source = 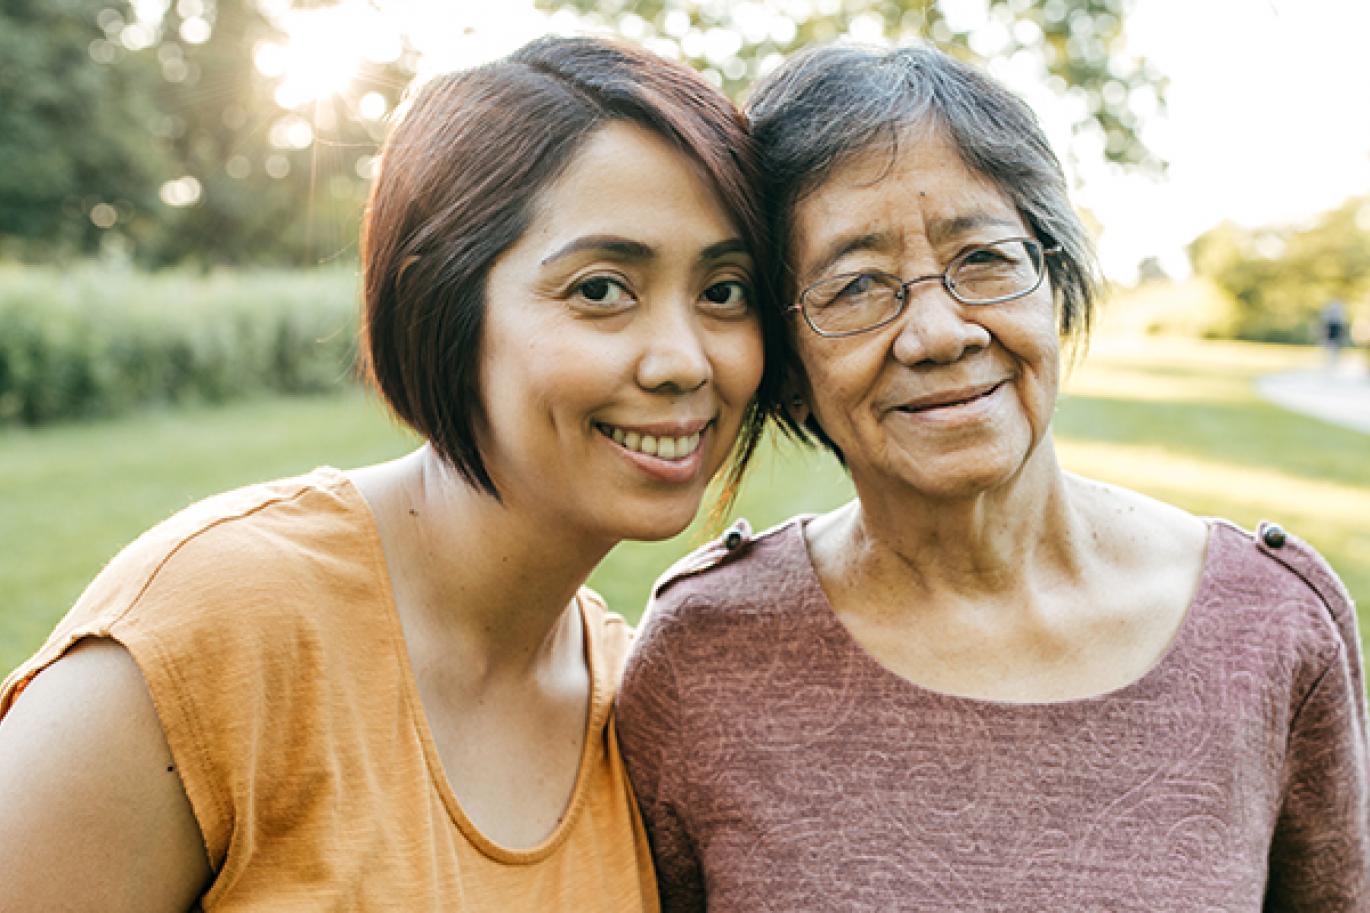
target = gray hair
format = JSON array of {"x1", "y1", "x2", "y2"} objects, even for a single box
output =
[{"x1": 747, "y1": 44, "x2": 1100, "y2": 345}]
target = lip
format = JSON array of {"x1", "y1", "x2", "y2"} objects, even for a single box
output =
[
  {"x1": 594, "y1": 418, "x2": 714, "y2": 484},
  {"x1": 595, "y1": 417, "x2": 713, "y2": 437},
  {"x1": 888, "y1": 379, "x2": 1007, "y2": 414}
]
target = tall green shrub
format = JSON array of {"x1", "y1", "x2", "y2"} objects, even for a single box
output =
[{"x1": 0, "y1": 264, "x2": 359, "y2": 425}]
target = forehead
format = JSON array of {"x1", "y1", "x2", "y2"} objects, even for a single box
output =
[
  {"x1": 790, "y1": 127, "x2": 1023, "y2": 272},
  {"x1": 523, "y1": 122, "x2": 738, "y2": 249}
]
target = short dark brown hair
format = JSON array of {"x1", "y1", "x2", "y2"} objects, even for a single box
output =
[{"x1": 361, "y1": 36, "x2": 781, "y2": 502}]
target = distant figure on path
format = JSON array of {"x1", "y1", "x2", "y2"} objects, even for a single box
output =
[{"x1": 1321, "y1": 297, "x2": 1350, "y2": 368}]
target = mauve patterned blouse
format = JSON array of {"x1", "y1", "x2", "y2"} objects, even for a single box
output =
[{"x1": 616, "y1": 518, "x2": 1370, "y2": 912}]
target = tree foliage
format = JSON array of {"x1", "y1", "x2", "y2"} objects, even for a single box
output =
[
  {"x1": 537, "y1": 0, "x2": 1166, "y2": 169},
  {"x1": 136, "y1": 0, "x2": 408, "y2": 266},
  {"x1": 3, "y1": 0, "x2": 1163, "y2": 267},
  {"x1": 1188, "y1": 199, "x2": 1370, "y2": 342},
  {"x1": 0, "y1": 0, "x2": 407, "y2": 267},
  {"x1": 0, "y1": 0, "x2": 174, "y2": 259}
]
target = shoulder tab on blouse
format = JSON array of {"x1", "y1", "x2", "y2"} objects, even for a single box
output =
[
  {"x1": 651, "y1": 518, "x2": 756, "y2": 600},
  {"x1": 1252, "y1": 520, "x2": 1357, "y2": 624},
  {"x1": 1251, "y1": 519, "x2": 1367, "y2": 727}
]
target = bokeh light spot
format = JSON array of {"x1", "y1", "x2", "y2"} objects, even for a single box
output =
[
  {"x1": 265, "y1": 155, "x2": 291, "y2": 179},
  {"x1": 159, "y1": 176, "x2": 202, "y2": 208},
  {"x1": 88, "y1": 39, "x2": 118, "y2": 64},
  {"x1": 90, "y1": 204, "x2": 118, "y2": 229},
  {"x1": 359, "y1": 92, "x2": 388, "y2": 121},
  {"x1": 354, "y1": 155, "x2": 379, "y2": 180},
  {"x1": 180, "y1": 17, "x2": 211, "y2": 44}
]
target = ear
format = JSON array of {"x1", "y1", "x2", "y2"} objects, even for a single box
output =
[{"x1": 781, "y1": 372, "x2": 811, "y2": 425}]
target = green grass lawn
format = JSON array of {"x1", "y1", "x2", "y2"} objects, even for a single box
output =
[
  {"x1": 1053, "y1": 336, "x2": 1370, "y2": 620},
  {"x1": 2, "y1": 336, "x2": 1366, "y2": 675}
]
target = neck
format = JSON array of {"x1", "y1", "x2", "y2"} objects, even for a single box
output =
[
  {"x1": 355, "y1": 446, "x2": 614, "y2": 676},
  {"x1": 836, "y1": 437, "x2": 1088, "y2": 601}
]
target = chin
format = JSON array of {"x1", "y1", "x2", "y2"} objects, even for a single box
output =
[
  {"x1": 919, "y1": 473, "x2": 1015, "y2": 501},
  {"x1": 606, "y1": 501, "x2": 701, "y2": 544},
  {"x1": 615, "y1": 520, "x2": 694, "y2": 544},
  {"x1": 923, "y1": 430, "x2": 1041, "y2": 495},
  {"x1": 889, "y1": 452, "x2": 1028, "y2": 501}
]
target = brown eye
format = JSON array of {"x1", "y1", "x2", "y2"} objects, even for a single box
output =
[
  {"x1": 961, "y1": 246, "x2": 1012, "y2": 266},
  {"x1": 574, "y1": 276, "x2": 631, "y2": 309},
  {"x1": 837, "y1": 273, "x2": 880, "y2": 299},
  {"x1": 702, "y1": 280, "x2": 749, "y2": 313}
]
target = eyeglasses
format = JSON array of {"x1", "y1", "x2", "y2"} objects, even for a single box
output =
[{"x1": 792, "y1": 237, "x2": 1059, "y2": 338}]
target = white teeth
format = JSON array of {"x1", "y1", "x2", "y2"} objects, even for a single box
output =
[{"x1": 598, "y1": 424, "x2": 706, "y2": 461}]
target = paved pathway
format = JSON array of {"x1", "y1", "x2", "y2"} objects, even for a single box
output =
[{"x1": 1255, "y1": 360, "x2": 1370, "y2": 434}]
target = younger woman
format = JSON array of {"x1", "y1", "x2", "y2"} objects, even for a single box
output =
[{"x1": 0, "y1": 36, "x2": 780, "y2": 911}]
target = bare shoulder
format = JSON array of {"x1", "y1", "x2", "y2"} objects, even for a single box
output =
[
  {"x1": 1066, "y1": 473, "x2": 1213, "y2": 642},
  {"x1": 0, "y1": 639, "x2": 210, "y2": 911},
  {"x1": 1067, "y1": 473, "x2": 1210, "y2": 574}
]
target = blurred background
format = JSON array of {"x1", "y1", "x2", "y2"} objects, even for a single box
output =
[{"x1": 2, "y1": 0, "x2": 1367, "y2": 674}]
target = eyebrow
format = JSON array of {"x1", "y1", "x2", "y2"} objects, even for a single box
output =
[
  {"x1": 540, "y1": 236, "x2": 653, "y2": 266},
  {"x1": 699, "y1": 238, "x2": 749, "y2": 262},
  {"x1": 803, "y1": 231, "x2": 896, "y2": 284},
  {"x1": 540, "y1": 235, "x2": 750, "y2": 267},
  {"x1": 926, "y1": 213, "x2": 1023, "y2": 246},
  {"x1": 801, "y1": 213, "x2": 1024, "y2": 283}
]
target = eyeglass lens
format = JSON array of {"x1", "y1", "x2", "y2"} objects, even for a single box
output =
[
  {"x1": 949, "y1": 240, "x2": 1043, "y2": 302},
  {"x1": 802, "y1": 239, "x2": 1044, "y2": 336}
]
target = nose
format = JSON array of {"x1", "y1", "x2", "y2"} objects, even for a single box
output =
[
  {"x1": 635, "y1": 304, "x2": 711, "y2": 395},
  {"x1": 890, "y1": 284, "x2": 990, "y2": 365}
]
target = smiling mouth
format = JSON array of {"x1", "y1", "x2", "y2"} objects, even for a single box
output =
[
  {"x1": 894, "y1": 381, "x2": 1005, "y2": 413},
  {"x1": 594, "y1": 422, "x2": 707, "y2": 461}
]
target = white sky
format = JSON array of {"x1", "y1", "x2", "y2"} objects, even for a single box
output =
[
  {"x1": 277, "y1": 0, "x2": 1370, "y2": 283},
  {"x1": 1073, "y1": 0, "x2": 1370, "y2": 281}
]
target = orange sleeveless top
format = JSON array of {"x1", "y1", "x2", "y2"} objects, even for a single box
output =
[{"x1": 0, "y1": 469, "x2": 658, "y2": 911}]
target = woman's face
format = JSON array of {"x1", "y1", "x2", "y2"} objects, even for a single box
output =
[
  {"x1": 477, "y1": 122, "x2": 763, "y2": 545},
  {"x1": 789, "y1": 127, "x2": 1060, "y2": 502}
]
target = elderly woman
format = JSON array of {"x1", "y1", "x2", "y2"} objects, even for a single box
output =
[
  {"x1": 0, "y1": 37, "x2": 780, "y2": 910},
  {"x1": 617, "y1": 45, "x2": 1368, "y2": 911}
]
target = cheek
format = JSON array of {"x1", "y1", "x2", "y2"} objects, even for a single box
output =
[
  {"x1": 712, "y1": 319, "x2": 766, "y2": 402},
  {"x1": 992, "y1": 294, "x2": 1058, "y2": 363},
  {"x1": 996, "y1": 308, "x2": 1061, "y2": 430},
  {"x1": 529, "y1": 336, "x2": 624, "y2": 410},
  {"x1": 480, "y1": 321, "x2": 613, "y2": 430},
  {"x1": 796, "y1": 340, "x2": 874, "y2": 424}
]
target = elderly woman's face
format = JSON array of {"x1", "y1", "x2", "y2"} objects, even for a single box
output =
[{"x1": 789, "y1": 128, "x2": 1060, "y2": 501}]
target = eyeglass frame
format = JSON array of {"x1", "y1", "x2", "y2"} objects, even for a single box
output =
[{"x1": 789, "y1": 236, "x2": 1061, "y2": 338}]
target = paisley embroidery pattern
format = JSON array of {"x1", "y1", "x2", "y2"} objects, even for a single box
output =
[{"x1": 617, "y1": 519, "x2": 1369, "y2": 912}]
